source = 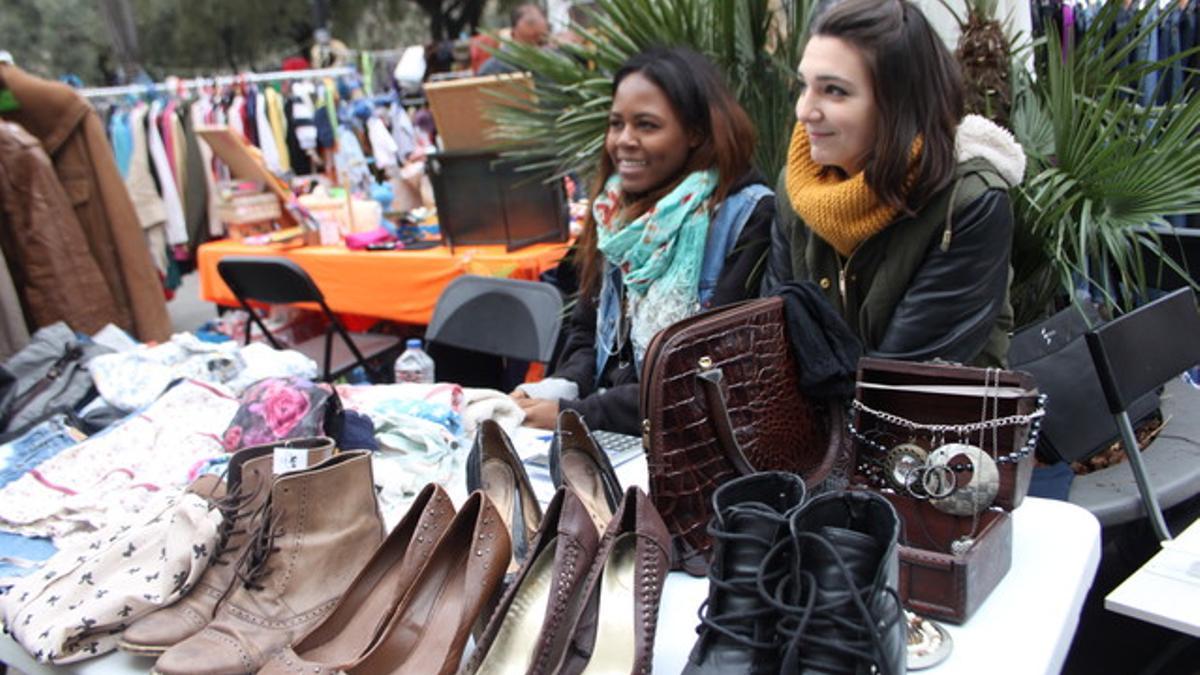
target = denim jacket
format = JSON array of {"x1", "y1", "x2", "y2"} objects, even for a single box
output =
[{"x1": 593, "y1": 183, "x2": 773, "y2": 379}]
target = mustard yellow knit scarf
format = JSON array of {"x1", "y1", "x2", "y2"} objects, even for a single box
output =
[{"x1": 784, "y1": 122, "x2": 918, "y2": 258}]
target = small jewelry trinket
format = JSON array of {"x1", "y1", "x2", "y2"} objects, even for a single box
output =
[{"x1": 906, "y1": 610, "x2": 953, "y2": 670}]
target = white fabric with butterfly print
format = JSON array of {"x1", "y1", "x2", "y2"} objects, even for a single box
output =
[{"x1": 0, "y1": 484, "x2": 221, "y2": 664}]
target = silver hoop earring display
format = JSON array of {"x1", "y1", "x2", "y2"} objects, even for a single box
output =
[{"x1": 927, "y1": 443, "x2": 999, "y2": 516}]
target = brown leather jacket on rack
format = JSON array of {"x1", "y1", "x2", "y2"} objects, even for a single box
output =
[
  {"x1": 0, "y1": 63, "x2": 170, "y2": 343},
  {"x1": 0, "y1": 120, "x2": 122, "y2": 337}
]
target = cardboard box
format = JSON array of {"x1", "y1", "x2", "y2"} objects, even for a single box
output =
[{"x1": 423, "y1": 73, "x2": 533, "y2": 151}]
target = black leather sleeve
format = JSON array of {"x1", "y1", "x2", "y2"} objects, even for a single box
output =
[
  {"x1": 549, "y1": 293, "x2": 600, "y2": 397},
  {"x1": 873, "y1": 189, "x2": 1013, "y2": 364},
  {"x1": 559, "y1": 382, "x2": 640, "y2": 436}
]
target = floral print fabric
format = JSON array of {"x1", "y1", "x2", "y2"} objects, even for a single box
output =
[
  {"x1": 592, "y1": 169, "x2": 718, "y2": 364},
  {"x1": 221, "y1": 377, "x2": 337, "y2": 451}
]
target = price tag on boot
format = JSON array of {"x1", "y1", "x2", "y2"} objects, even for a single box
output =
[{"x1": 273, "y1": 447, "x2": 312, "y2": 475}]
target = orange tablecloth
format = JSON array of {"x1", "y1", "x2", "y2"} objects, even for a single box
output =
[{"x1": 197, "y1": 239, "x2": 571, "y2": 325}]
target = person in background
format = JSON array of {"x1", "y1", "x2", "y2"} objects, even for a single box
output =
[
  {"x1": 310, "y1": 28, "x2": 352, "y2": 68},
  {"x1": 513, "y1": 46, "x2": 775, "y2": 435},
  {"x1": 477, "y1": 4, "x2": 550, "y2": 76},
  {"x1": 762, "y1": 0, "x2": 1025, "y2": 367}
]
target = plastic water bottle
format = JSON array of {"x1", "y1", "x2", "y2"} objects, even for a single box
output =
[{"x1": 394, "y1": 338, "x2": 436, "y2": 384}]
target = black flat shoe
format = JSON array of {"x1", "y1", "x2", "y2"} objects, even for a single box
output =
[
  {"x1": 549, "y1": 409, "x2": 623, "y2": 531},
  {"x1": 466, "y1": 419, "x2": 544, "y2": 572}
]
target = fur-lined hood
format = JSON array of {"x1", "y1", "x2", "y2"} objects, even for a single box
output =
[{"x1": 955, "y1": 114, "x2": 1026, "y2": 186}]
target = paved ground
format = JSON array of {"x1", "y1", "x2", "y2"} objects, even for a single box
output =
[{"x1": 167, "y1": 272, "x2": 217, "y2": 334}]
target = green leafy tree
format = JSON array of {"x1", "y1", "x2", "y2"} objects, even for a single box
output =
[{"x1": 0, "y1": 0, "x2": 114, "y2": 83}]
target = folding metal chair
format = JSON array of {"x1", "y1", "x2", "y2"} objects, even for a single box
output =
[
  {"x1": 424, "y1": 274, "x2": 563, "y2": 389},
  {"x1": 1085, "y1": 287, "x2": 1200, "y2": 542},
  {"x1": 217, "y1": 256, "x2": 401, "y2": 382}
]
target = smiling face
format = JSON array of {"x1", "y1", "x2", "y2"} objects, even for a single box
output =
[
  {"x1": 605, "y1": 72, "x2": 694, "y2": 196},
  {"x1": 795, "y1": 35, "x2": 878, "y2": 176}
]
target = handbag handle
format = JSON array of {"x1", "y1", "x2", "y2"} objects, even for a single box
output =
[{"x1": 696, "y1": 368, "x2": 756, "y2": 476}]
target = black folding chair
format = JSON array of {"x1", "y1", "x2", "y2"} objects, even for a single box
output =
[
  {"x1": 1085, "y1": 287, "x2": 1200, "y2": 542},
  {"x1": 217, "y1": 256, "x2": 402, "y2": 382},
  {"x1": 424, "y1": 274, "x2": 563, "y2": 389}
]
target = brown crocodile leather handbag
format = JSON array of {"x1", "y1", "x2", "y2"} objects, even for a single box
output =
[{"x1": 640, "y1": 296, "x2": 846, "y2": 576}]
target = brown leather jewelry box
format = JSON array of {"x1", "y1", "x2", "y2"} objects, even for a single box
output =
[{"x1": 850, "y1": 357, "x2": 1040, "y2": 624}]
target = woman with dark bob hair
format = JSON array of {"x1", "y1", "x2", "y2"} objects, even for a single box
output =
[
  {"x1": 514, "y1": 45, "x2": 774, "y2": 433},
  {"x1": 764, "y1": 0, "x2": 1026, "y2": 366}
]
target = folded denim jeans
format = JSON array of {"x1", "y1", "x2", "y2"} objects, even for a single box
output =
[{"x1": 0, "y1": 413, "x2": 83, "y2": 490}]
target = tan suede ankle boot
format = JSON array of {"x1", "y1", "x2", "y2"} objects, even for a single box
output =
[
  {"x1": 119, "y1": 441, "x2": 282, "y2": 655},
  {"x1": 153, "y1": 449, "x2": 384, "y2": 675}
]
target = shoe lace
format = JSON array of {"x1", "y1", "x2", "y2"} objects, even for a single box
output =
[
  {"x1": 207, "y1": 481, "x2": 263, "y2": 569},
  {"x1": 695, "y1": 504, "x2": 792, "y2": 652},
  {"x1": 761, "y1": 531, "x2": 904, "y2": 675},
  {"x1": 234, "y1": 501, "x2": 285, "y2": 592}
]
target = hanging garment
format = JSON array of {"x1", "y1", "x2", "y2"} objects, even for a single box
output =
[
  {"x1": 0, "y1": 482, "x2": 223, "y2": 664},
  {"x1": 146, "y1": 100, "x2": 188, "y2": 246},
  {"x1": 366, "y1": 115, "x2": 400, "y2": 169},
  {"x1": 228, "y1": 94, "x2": 247, "y2": 141},
  {"x1": 0, "y1": 121, "x2": 122, "y2": 336},
  {"x1": 265, "y1": 87, "x2": 291, "y2": 173},
  {"x1": 0, "y1": 244, "x2": 30, "y2": 359},
  {"x1": 180, "y1": 108, "x2": 210, "y2": 255},
  {"x1": 335, "y1": 125, "x2": 372, "y2": 193},
  {"x1": 0, "y1": 64, "x2": 170, "y2": 343},
  {"x1": 189, "y1": 100, "x2": 223, "y2": 238},
  {"x1": 243, "y1": 88, "x2": 259, "y2": 146},
  {"x1": 160, "y1": 100, "x2": 180, "y2": 188},
  {"x1": 254, "y1": 90, "x2": 282, "y2": 173},
  {"x1": 123, "y1": 104, "x2": 167, "y2": 231},
  {"x1": 390, "y1": 103, "x2": 417, "y2": 162},
  {"x1": 108, "y1": 111, "x2": 132, "y2": 180},
  {"x1": 284, "y1": 97, "x2": 313, "y2": 175},
  {"x1": 169, "y1": 105, "x2": 188, "y2": 199}
]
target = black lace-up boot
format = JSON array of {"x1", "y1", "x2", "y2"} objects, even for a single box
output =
[
  {"x1": 683, "y1": 472, "x2": 807, "y2": 674},
  {"x1": 777, "y1": 490, "x2": 906, "y2": 675}
]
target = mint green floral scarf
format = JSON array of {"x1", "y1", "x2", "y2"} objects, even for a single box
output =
[{"x1": 593, "y1": 169, "x2": 717, "y2": 360}]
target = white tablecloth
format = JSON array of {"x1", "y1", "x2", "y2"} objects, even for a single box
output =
[
  {"x1": 2, "y1": 447, "x2": 1102, "y2": 675},
  {"x1": 1106, "y1": 516, "x2": 1200, "y2": 637}
]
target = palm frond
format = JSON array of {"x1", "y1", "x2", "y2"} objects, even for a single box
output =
[
  {"x1": 480, "y1": 0, "x2": 817, "y2": 186},
  {"x1": 1011, "y1": 6, "x2": 1200, "y2": 322}
]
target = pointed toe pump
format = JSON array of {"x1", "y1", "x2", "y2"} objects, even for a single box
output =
[
  {"x1": 464, "y1": 487, "x2": 601, "y2": 675},
  {"x1": 466, "y1": 420, "x2": 544, "y2": 572},
  {"x1": 258, "y1": 483, "x2": 456, "y2": 674},
  {"x1": 549, "y1": 410, "x2": 622, "y2": 531},
  {"x1": 347, "y1": 491, "x2": 512, "y2": 675}
]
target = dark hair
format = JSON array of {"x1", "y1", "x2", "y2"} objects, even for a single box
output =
[
  {"x1": 577, "y1": 45, "x2": 757, "y2": 298},
  {"x1": 810, "y1": 0, "x2": 963, "y2": 212},
  {"x1": 511, "y1": 3, "x2": 545, "y2": 28}
]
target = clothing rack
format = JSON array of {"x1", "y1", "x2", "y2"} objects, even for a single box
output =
[{"x1": 77, "y1": 66, "x2": 356, "y2": 100}]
